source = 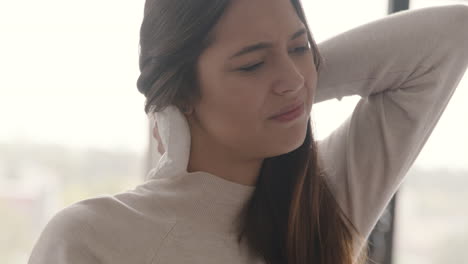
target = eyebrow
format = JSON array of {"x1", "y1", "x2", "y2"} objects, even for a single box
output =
[{"x1": 228, "y1": 27, "x2": 307, "y2": 60}]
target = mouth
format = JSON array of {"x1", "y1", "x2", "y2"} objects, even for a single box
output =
[
  {"x1": 269, "y1": 100, "x2": 304, "y2": 119},
  {"x1": 269, "y1": 102, "x2": 305, "y2": 122}
]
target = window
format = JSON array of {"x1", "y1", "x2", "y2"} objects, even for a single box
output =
[
  {"x1": 394, "y1": 2, "x2": 468, "y2": 264},
  {"x1": 0, "y1": 1, "x2": 146, "y2": 263}
]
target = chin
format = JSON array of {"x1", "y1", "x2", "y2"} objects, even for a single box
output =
[{"x1": 268, "y1": 130, "x2": 308, "y2": 157}]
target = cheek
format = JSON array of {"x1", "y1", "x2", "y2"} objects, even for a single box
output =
[
  {"x1": 202, "y1": 95, "x2": 267, "y2": 154},
  {"x1": 210, "y1": 73, "x2": 266, "y2": 116},
  {"x1": 200, "y1": 103, "x2": 265, "y2": 156},
  {"x1": 300, "y1": 62, "x2": 318, "y2": 110},
  {"x1": 305, "y1": 75, "x2": 317, "y2": 103},
  {"x1": 195, "y1": 56, "x2": 269, "y2": 148},
  {"x1": 197, "y1": 78, "x2": 263, "y2": 132}
]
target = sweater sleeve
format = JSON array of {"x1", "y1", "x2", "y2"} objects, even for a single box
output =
[
  {"x1": 28, "y1": 204, "x2": 100, "y2": 264},
  {"x1": 314, "y1": 4, "x2": 468, "y2": 247}
]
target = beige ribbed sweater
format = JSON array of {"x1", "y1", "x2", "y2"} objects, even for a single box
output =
[{"x1": 28, "y1": 5, "x2": 468, "y2": 264}]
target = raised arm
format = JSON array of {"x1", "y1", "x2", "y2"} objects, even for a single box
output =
[{"x1": 313, "y1": 4, "x2": 468, "y2": 251}]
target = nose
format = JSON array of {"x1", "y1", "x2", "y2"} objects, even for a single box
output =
[{"x1": 271, "y1": 54, "x2": 304, "y2": 95}]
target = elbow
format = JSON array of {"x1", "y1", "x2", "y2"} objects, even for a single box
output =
[
  {"x1": 456, "y1": 5, "x2": 468, "y2": 59},
  {"x1": 440, "y1": 5, "x2": 468, "y2": 57},
  {"x1": 461, "y1": 5, "x2": 468, "y2": 38},
  {"x1": 458, "y1": 4, "x2": 468, "y2": 17},
  {"x1": 451, "y1": 5, "x2": 468, "y2": 41}
]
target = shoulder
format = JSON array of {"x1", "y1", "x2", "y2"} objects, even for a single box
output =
[
  {"x1": 29, "y1": 190, "x2": 178, "y2": 263},
  {"x1": 54, "y1": 190, "x2": 178, "y2": 240},
  {"x1": 38, "y1": 198, "x2": 98, "y2": 240},
  {"x1": 28, "y1": 199, "x2": 101, "y2": 263}
]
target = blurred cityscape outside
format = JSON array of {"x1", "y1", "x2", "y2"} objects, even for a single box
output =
[{"x1": 0, "y1": 142, "x2": 144, "y2": 264}]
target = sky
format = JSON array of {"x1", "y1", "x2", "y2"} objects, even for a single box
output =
[{"x1": 0, "y1": 0, "x2": 467, "y2": 169}]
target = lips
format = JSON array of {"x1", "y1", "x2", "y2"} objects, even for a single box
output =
[{"x1": 269, "y1": 100, "x2": 304, "y2": 119}]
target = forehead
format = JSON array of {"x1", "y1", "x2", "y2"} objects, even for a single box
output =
[{"x1": 210, "y1": 0, "x2": 305, "y2": 46}]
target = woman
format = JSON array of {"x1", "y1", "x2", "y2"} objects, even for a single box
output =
[{"x1": 28, "y1": 1, "x2": 468, "y2": 263}]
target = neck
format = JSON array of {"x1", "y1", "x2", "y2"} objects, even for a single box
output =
[
  {"x1": 187, "y1": 146, "x2": 263, "y2": 187},
  {"x1": 186, "y1": 125, "x2": 263, "y2": 187}
]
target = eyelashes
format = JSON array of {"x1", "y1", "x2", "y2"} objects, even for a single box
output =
[
  {"x1": 238, "y1": 62, "x2": 264, "y2": 72},
  {"x1": 237, "y1": 45, "x2": 311, "y2": 73}
]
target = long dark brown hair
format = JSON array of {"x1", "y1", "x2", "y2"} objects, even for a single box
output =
[{"x1": 137, "y1": 0, "x2": 369, "y2": 263}]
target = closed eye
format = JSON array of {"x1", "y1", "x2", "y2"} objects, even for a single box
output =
[
  {"x1": 237, "y1": 45, "x2": 310, "y2": 73},
  {"x1": 290, "y1": 45, "x2": 310, "y2": 54},
  {"x1": 238, "y1": 62, "x2": 264, "y2": 72}
]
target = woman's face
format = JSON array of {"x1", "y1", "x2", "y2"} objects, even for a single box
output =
[{"x1": 186, "y1": 0, "x2": 317, "y2": 160}]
